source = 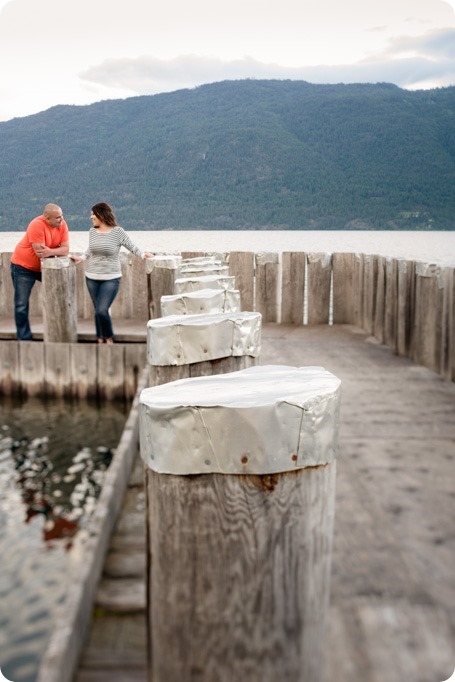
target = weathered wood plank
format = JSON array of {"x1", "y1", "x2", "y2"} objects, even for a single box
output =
[
  {"x1": 44, "y1": 342, "x2": 72, "y2": 397},
  {"x1": 0, "y1": 252, "x2": 14, "y2": 318},
  {"x1": 95, "y1": 578, "x2": 146, "y2": 612},
  {"x1": 0, "y1": 340, "x2": 20, "y2": 394},
  {"x1": 18, "y1": 341, "x2": 45, "y2": 396},
  {"x1": 148, "y1": 264, "x2": 178, "y2": 320},
  {"x1": 124, "y1": 344, "x2": 147, "y2": 400},
  {"x1": 77, "y1": 613, "x2": 146, "y2": 672},
  {"x1": 147, "y1": 463, "x2": 336, "y2": 682},
  {"x1": 384, "y1": 257, "x2": 398, "y2": 351},
  {"x1": 188, "y1": 355, "x2": 256, "y2": 378},
  {"x1": 111, "y1": 252, "x2": 133, "y2": 320},
  {"x1": 255, "y1": 252, "x2": 279, "y2": 322},
  {"x1": 332, "y1": 252, "x2": 356, "y2": 325},
  {"x1": 412, "y1": 263, "x2": 444, "y2": 373},
  {"x1": 362, "y1": 254, "x2": 377, "y2": 334},
  {"x1": 228, "y1": 251, "x2": 255, "y2": 312},
  {"x1": 97, "y1": 344, "x2": 125, "y2": 400},
  {"x1": 281, "y1": 252, "x2": 305, "y2": 324},
  {"x1": 373, "y1": 255, "x2": 386, "y2": 343},
  {"x1": 353, "y1": 252, "x2": 364, "y2": 328},
  {"x1": 104, "y1": 550, "x2": 145, "y2": 579},
  {"x1": 131, "y1": 257, "x2": 149, "y2": 321},
  {"x1": 440, "y1": 266, "x2": 454, "y2": 381},
  {"x1": 148, "y1": 364, "x2": 190, "y2": 387},
  {"x1": 396, "y1": 259, "x2": 415, "y2": 357},
  {"x1": 70, "y1": 343, "x2": 98, "y2": 399},
  {"x1": 41, "y1": 259, "x2": 78, "y2": 342},
  {"x1": 307, "y1": 252, "x2": 332, "y2": 325}
]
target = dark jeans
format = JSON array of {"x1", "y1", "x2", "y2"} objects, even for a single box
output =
[
  {"x1": 10, "y1": 262, "x2": 42, "y2": 340},
  {"x1": 85, "y1": 277, "x2": 120, "y2": 340}
]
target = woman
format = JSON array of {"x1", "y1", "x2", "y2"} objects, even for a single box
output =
[{"x1": 71, "y1": 203, "x2": 153, "y2": 343}]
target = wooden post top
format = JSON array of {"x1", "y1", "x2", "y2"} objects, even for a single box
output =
[
  {"x1": 41, "y1": 256, "x2": 73, "y2": 269},
  {"x1": 139, "y1": 364, "x2": 341, "y2": 475}
]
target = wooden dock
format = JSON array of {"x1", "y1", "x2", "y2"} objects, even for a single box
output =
[{"x1": 74, "y1": 323, "x2": 455, "y2": 682}]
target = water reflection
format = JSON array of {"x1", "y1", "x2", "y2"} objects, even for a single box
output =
[{"x1": 0, "y1": 395, "x2": 128, "y2": 682}]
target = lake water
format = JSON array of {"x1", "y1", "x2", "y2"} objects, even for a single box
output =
[
  {"x1": 2, "y1": 230, "x2": 455, "y2": 266},
  {"x1": 0, "y1": 397, "x2": 128, "y2": 682}
]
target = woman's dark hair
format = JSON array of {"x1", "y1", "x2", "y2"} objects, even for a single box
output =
[{"x1": 91, "y1": 202, "x2": 117, "y2": 227}]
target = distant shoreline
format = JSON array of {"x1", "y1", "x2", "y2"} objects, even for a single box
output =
[{"x1": 2, "y1": 230, "x2": 455, "y2": 266}]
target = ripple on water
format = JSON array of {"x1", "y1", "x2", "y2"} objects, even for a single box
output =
[{"x1": 0, "y1": 395, "x2": 128, "y2": 682}]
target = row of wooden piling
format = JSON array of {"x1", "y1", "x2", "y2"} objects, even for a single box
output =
[
  {"x1": 141, "y1": 255, "x2": 339, "y2": 682},
  {"x1": 1, "y1": 250, "x2": 453, "y2": 382}
]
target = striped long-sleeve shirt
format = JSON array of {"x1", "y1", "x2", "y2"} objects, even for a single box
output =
[{"x1": 84, "y1": 227, "x2": 144, "y2": 280}]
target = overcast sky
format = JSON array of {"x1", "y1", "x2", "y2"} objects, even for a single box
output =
[{"x1": 0, "y1": 0, "x2": 454, "y2": 121}]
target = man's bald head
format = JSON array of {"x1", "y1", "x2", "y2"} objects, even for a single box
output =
[{"x1": 43, "y1": 204, "x2": 64, "y2": 227}]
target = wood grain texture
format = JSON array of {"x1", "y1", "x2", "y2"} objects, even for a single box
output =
[
  {"x1": 147, "y1": 464, "x2": 336, "y2": 682},
  {"x1": 44, "y1": 342, "x2": 72, "y2": 397},
  {"x1": 412, "y1": 266, "x2": 444, "y2": 373},
  {"x1": 362, "y1": 254, "x2": 377, "y2": 334},
  {"x1": 373, "y1": 255, "x2": 385, "y2": 343},
  {"x1": 332, "y1": 252, "x2": 356, "y2": 325},
  {"x1": 148, "y1": 267, "x2": 177, "y2": 319},
  {"x1": 281, "y1": 252, "x2": 305, "y2": 324},
  {"x1": 228, "y1": 251, "x2": 255, "y2": 312},
  {"x1": 0, "y1": 340, "x2": 20, "y2": 394},
  {"x1": 396, "y1": 259, "x2": 415, "y2": 357},
  {"x1": 307, "y1": 253, "x2": 332, "y2": 325},
  {"x1": 255, "y1": 255, "x2": 279, "y2": 322},
  {"x1": 42, "y1": 264, "x2": 78, "y2": 342},
  {"x1": 384, "y1": 258, "x2": 398, "y2": 351}
]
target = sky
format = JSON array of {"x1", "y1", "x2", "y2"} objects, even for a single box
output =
[{"x1": 0, "y1": 0, "x2": 454, "y2": 121}]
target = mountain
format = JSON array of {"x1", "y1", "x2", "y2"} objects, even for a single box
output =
[{"x1": 0, "y1": 80, "x2": 454, "y2": 231}]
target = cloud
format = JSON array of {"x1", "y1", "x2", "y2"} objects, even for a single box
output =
[
  {"x1": 79, "y1": 28, "x2": 455, "y2": 94},
  {"x1": 379, "y1": 27, "x2": 455, "y2": 58}
]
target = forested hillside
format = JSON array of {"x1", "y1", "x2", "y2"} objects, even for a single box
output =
[{"x1": 0, "y1": 80, "x2": 454, "y2": 231}]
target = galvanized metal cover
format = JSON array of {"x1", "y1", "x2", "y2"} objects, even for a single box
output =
[
  {"x1": 140, "y1": 364, "x2": 341, "y2": 475},
  {"x1": 147, "y1": 311, "x2": 261, "y2": 366}
]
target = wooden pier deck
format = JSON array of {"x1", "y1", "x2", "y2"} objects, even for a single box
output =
[{"x1": 72, "y1": 323, "x2": 454, "y2": 682}]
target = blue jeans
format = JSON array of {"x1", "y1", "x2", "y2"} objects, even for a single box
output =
[
  {"x1": 85, "y1": 277, "x2": 120, "y2": 340},
  {"x1": 10, "y1": 263, "x2": 42, "y2": 340}
]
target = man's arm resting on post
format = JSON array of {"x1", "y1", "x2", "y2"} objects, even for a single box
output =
[{"x1": 32, "y1": 241, "x2": 70, "y2": 259}]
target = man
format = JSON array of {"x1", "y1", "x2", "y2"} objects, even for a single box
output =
[{"x1": 10, "y1": 203, "x2": 69, "y2": 340}]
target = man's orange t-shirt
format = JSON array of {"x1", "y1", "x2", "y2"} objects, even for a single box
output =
[{"x1": 11, "y1": 216, "x2": 69, "y2": 272}]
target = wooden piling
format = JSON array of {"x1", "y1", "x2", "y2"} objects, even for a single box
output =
[
  {"x1": 41, "y1": 257, "x2": 78, "y2": 343},
  {"x1": 374, "y1": 255, "x2": 386, "y2": 343},
  {"x1": 307, "y1": 252, "x2": 332, "y2": 325},
  {"x1": 255, "y1": 252, "x2": 279, "y2": 322},
  {"x1": 412, "y1": 263, "x2": 444, "y2": 373},
  {"x1": 396, "y1": 259, "x2": 415, "y2": 357},
  {"x1": 281, "y1": 252, "x2": 305, "y2": 324},
  {"x1": 228, "y1": 251, "x2": 255, "y2": 312},
  {"x1": 332, "y1": 252, "x2": 356, "y2": 324},
  {"x1": 362, "y1": 254, "x2": 378, "y2": 334},
  {"x1": 140, "y1": 365, "x2": 340, "y2": 682},
  {"x1": 0, "y1": 252, "x2": 15, "y2": 318},
  {"x1": 146, "y1": 256, "x2": 181, "y2": 319},
  {"x1": 384, "y1": 257, "x2": 398, "y2": 351}
]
